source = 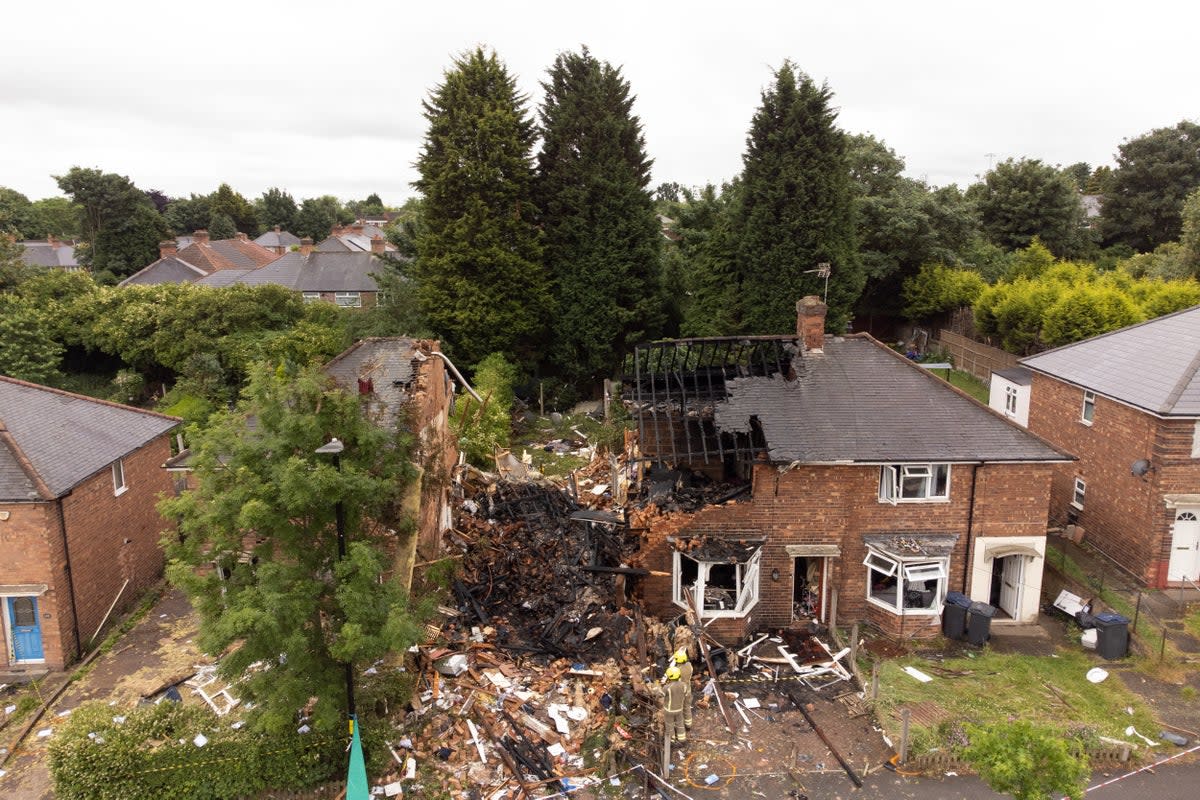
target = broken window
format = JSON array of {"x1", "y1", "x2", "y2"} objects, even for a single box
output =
[
  {"x1": 673, "y1": 547, "x2": 761, "y2": 619},
  {"x1": 878, "y1": 464, "x2": 950, "y2": 503},
  {"x1": 864, "y1": 549, "x2": 947, "y2": 613}
]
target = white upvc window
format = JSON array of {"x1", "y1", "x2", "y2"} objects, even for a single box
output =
[
  {"x1": 1081, "y1": 390, "x2": 1095, "y2": 424},
  {"x1": 1072, "y1": 477, "x2": 1086, "y2": 509},
  {"x1": 879, "y1": 464, "x2": 951, "y2": 504},
  {"x1": 112, "y1": 459, "x2": 127, "y2": 496},
  {"x1": 673, "y1": 548, "x2": 761, "y2": 619},
  {"x1": 1004, "y1": 385, "x2": 1018, "y2": 415},
  {"x1": 335, "y1": 291, "x2": 362, "y2": 308},
  {"x1": 301, "y1": 292, "x2": 321, "y2": 303},
  {"x1": 864, "y1": 548, "x2": 947, "y2": 614}
]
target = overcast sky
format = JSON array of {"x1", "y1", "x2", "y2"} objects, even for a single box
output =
[{"x1": 2, "y1": 1, "x2": 1195, "y2": 205}]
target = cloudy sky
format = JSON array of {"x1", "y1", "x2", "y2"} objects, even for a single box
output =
[{"x1": 2, "y1": 1, "x2": 1194, "y2": 205}]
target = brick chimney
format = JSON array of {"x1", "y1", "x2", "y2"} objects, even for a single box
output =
[
  {"x1": 299, "y1": 237, "x2": 313, "y2": 256},
  {"x1": 235, "y1": 232, "x2": 248, "y2": 242},
  {"x1": 159, "y1": 239, "x2": 178, "y2": 259},
  {"x1": 273, "y1": 224, "x2": 282, "y2": 233},
  {"x1": 47, "y1": 233, "x2": 58, "y2": 248},
  {"x1": 351, "y1": 222, "x2": 364, "y2": 235},
  {"x1": 193, "y1": 229, "x2": 210, "y2": 245},
  {"x1": 796, "y1": 295, "x2": 827, "y2": 353},
  {"x1": 370, "y1": 234, "x2": 386, "y2": 254}
]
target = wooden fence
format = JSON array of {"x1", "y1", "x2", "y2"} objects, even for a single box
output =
[{"x1": 935, "y1": 330, "x2": 1019, "y2": 382}]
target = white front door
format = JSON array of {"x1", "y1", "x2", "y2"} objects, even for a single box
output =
[
  {"x1": 998, "y1": 556, "x2": 1023, "y2": 618},
  {"x1": 1167, "y1": 509, "x2": 1200, "y2": 583}
]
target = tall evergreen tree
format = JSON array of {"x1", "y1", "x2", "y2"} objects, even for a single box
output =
[
  {"x1": 1102, "y1": 120, "x2": 1200, "y2": 252},
  {"x1": 56, "y1": 167, "x2": 169, "y2": 277},
  {"x1": 536, "y1": 47, "x2": 662, "y2": 389},
  {"x1": 718, "y1": 63, "x2": 860, "y2": 333},
  {"x1": 256, "y1": 187, "x2": 299, "y2": 231},
  {"x1": 414, "y1": 48, "x2": 548, "y2": 370}
]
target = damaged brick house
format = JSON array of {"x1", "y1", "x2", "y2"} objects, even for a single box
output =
[
  {"x1": 0, "y1": 377, "x2": 179, "y2": 671},
  {"x1": 1012, "y1": 305, "x2": 1200, "y2": 588},
  {"x1": 628, "y1": 297, "x2": 1071, "y2": 640},
  {"x1": 322, "y1": 338, "x2": 459, "y2": 580}
]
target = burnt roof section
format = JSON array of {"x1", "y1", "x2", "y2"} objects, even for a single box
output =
[
  {"x1": 1020, "y1": 304, "x2": 1200, "y2": 416},
  {"x1": 0, "y1": 375, "x2": 179, "y2": 500}
]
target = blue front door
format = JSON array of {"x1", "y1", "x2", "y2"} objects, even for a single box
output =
[{"x1": 7, "y1": 596, "x2": 44, "y2": 661}]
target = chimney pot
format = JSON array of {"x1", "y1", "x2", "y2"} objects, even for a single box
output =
[
  {"x1": 193, "y1": 229, "x2": 210, "y2": 244},
  {"x1": 159, "y1": 239, "x2": 178, "y2": 259},
  {"x1": 299, "y1": 237, "x2": 314, "y2": 256},
  {"x1": 796, "y1": 295, "x2": 828, "y2": 352},
  {"x1": 370, "y1": 234, "x2": 386, "y2": 254},
  {"x1": 274, "y1": 224, "x2": 281, "y2": 233}
]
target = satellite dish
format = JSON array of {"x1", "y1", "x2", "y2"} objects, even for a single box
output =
[{"x1": 1131, "y1": 459, "x2": 1152, "y2": 477}]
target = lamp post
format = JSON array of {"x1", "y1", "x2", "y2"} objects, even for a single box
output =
[{"x1": 315, "y1": 437, "x2": 355, "y2": 720}]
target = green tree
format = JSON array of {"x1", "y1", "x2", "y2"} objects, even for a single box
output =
[
  {"x1": 210, "y1": 183, "x2": 260, "y2": 235},
  {"x1": 1178, "y1": 185, "x2": 1200, "y2": 277},
  {"x1": 55, "y1": 167, "x2": 166, "y2": 276},
  {"x1": 1041, "y1": 283, "x2": 1141, "y2": 347},
  {"x1": 971, "y1": 158, "x2": 1086, "y2": 257},
  {"x1": 675, "y1": 181, "x2": 743, "y2": 336},
  {"x1": 29, "y1": 197, "x2": 81, "y2": 239},
  {"x1": 535, "y1": 47, "x2": 663, "y2": 389},
  {"x1": 963, "y1": 720, "x2": 1089, "y2": 800},
  {"x1": 728, "y1": 62, "x2": 861, "y2": 333},
  {"x1": 164, "y1": 194, "x2": 212, "y2": 235},
  {"x1": 0, "y1": 186, "x2": 36, "y2": 236},
  {"x1": 1103, "y1": 120, "x2": 1200, "y2": 252},
  {"x1": 256, "y1": 188, "x2": 299, "y2": 232},
  {"x1": 0, "y1": 295, "x2": 64, "y2": 383},
  {"x1": 383, "y1": 197, "x2": 424, "y2": 259},
  {"x1": 451, "y1": 352, "x2": 517, "y2": 467},
  {"x1": 0, "y1": 235, "x2": 33, "y2": 291},
  {"x1": 294, "y1": 196, "x2": 351, "y2": 241},
  {"x1": 901, "y1": 263, "x2": 986, "y2": 321},
  {"x1": 207, "y1": 210, "x2": 238, "y2": 241},
  {"x1": 414, "y1": 47, "x2": 549, "y2": 369},
  {"x1": 160, "y1": 363, "x2": 426, "y2": 734}
]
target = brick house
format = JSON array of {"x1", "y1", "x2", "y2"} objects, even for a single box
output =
[
  {"x1": 628, "y1": 297, "x2": 1070, "y2": 640},
  {"x1": 120, "y1": 229, "x2": 281, "y2": 287},
  {"x1": 0, "y1": 377, "x2": 179, "y2": 671},
  {"x1": 1016, "y1": 305, "x2": 1200, "y2": 588},
  {"x1": 322, "y1": 338, "x2": 459, "y2": 573}
]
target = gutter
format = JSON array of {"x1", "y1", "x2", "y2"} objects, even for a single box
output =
[
  {"x1": 55, "y1": 494, "x2": 83, "y2": 661},
  {"x1": 962, "y1": 465, "x2": 979, "y2": 594}
]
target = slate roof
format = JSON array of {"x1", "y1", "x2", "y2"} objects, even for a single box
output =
[
  {"x1": 993, "y1": 366, "x2": 1032, "y2": 386},
  {"x1": 253, "y1": 228, "x2": 301, "y2": 249},
  {"x1": 204, "y1": 251, "x2": 383, "y2": 292},
  {"x1": 120, "y1": 256, "x2": 208, "y2": 287},
  {"x1": 19, "y1": 241, "x2": 80, "y2": 269},
  {"x1": 712, "y1": 335, "x2": 1069, "y2": 464},
  {"x1": 1020, "y1": 305, "x2": 1200, "y2": 416},
  {"x1": 323, "y1": 338, "x2": 418, "y2": 426},
  {"x1": 0, "y1": 376, "x2": 179, "y2": 501}
]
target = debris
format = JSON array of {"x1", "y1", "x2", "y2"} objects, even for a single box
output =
[
  {"x1": 903, "y1": 666, "x2": 933, "y2": 683},
  {"x1": 1125, "y1": 726, "x2": 1157, "y2": 746},
  {"x1": 1086, "y1": 667, "x2": 1108, "y2": 683},
  {"x1": 383, "y1": 781, "x2": 403, "y2": 797},
  {"x1": 193, "y1": 733, "x2": 208, "y2": 748},
  {"x1": 1159, "y1": 731, "x2": 1189, "y2": 746},
  {"x1": 36, "y1": 729, "x2": 52, "y2": 739}
]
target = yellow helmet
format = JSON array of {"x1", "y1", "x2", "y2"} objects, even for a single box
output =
[
  {"x1": 664, "y1": 665, "x2": 682, "y2": 681},
  {"x1": 673, "y1": 649, "x2": 688, "y2": 664}
]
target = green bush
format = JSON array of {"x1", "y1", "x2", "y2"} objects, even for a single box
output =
[
  {"x1": 49, "y1": 701, "x2": 341, "y2": 800},
  {"x1": 452, "y1": 352, "x2": 519, "y2": 468},
  {"x1": 962, "y1": 720, "x2": 1090, "y2": 800}
]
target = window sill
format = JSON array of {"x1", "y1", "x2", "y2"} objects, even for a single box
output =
[
  {"x1": 866, "y1": 597, "x2": 940, "y2": 616},
  {"x1": 877, "y1": 498, "x2": 951, "y2": 505},
  {"x1": 113, "y1": 486, "x2": 129, "y2": 497},
  {"x1": 672, "y1": 599, "x2": 756, "y2": 619},
  {"x1": 1070, "y1": 502, "x2": 1083, "y2": 511},
  {"x1": 1079, "y1": 419, "x2": 1093, "y2": 427}
]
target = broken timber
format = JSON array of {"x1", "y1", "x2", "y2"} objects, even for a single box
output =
[
  {"x1": 684, "y1": 587, "x2": 738, "y2": 737},
  {"x1": 788, "y1": 691, "x2": 864, "y2": 788}
]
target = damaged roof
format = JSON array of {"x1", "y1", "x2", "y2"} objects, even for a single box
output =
[
  {"x1": 714, "y1": 335, "x2": 1068, "y2": 464},
  {"x1": 323, "y1": 337, "x2": 420, "y2": 426}
]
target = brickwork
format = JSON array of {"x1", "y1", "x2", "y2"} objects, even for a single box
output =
[
  {"x1": 635, "y1": 460, "x2": 1054, "y2": 640},
  {"x1": 407, "y1": 342, "x2": 458, "y2": 561},
  {"x1": 0, "y1": 434, "x2": 176, "y2": 670},
  {"x1": 1025, "y1": 372, "x2": 1194, "y2": 587}
]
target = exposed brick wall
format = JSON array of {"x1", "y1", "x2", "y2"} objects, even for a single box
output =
[
  {"x1": 0, "y1": 502, "x2": 68, "y2": 669},
  {"x1": 634, "y1": 460, "x2": 1053, "y2": 642},
  {"x1": 59, "y1": 434, "x2": 176, "y2": 655},
  {"x1": 1025, "y1": 372, "x2": 1187, "y2": 586}
]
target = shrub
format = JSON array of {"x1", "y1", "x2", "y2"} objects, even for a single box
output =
[{"x1": 962, "y1": 720, "x2": 1090, "y2": 800}]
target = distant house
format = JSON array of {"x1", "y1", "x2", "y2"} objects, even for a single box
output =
[
  {"x1": 1016, "y1": 306, "x2": 1200, "y2": 588},
  {"x1": 120, "y1": 229, "x2": 280, "y2": 287},
  {"x1": 18, "y1": 235, "x2": 81, "y2": 272},
  {"x1": 0, "y1": 376, "x2": 179, "y2": 671},
  {"x1": 629, "y1": 297, "x2": 1071, "y2": 640},
  {"x1": 195, "y1": 237, "x2": 390, "y2": 307},
  {"x1": 323, "y1": 338, "x2": 458, "y2": 564},
  {"x1": 254, "y1": 225, "x2": 301, "y2": 255},
  {"x1": 317, "y1": 223, "x2": 397, "y2": 253}
]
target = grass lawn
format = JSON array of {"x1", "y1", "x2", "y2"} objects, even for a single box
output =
[
  {"x1": 871, "y1": 648, "x2": 1157, "y2": 756},
  {"x1": 946, "y1": 369, "x2": 990, "y2": 403}
]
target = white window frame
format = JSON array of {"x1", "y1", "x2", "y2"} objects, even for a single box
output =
[
  {"x1": 1081, "y1": 390, "x2": 1095, "y2": 425},
  {"x1": 879, "y1": 463, "x2": 951, "y2": 504},
  {"x1": 672, "y1": 548, "x2": 761, "y2": 619},
  {"x1": 335, "y1": 291, "x2": 362, "y2": 308},
  {"x1": 112, "y1": 459, "x2": 127, "y2": 496},
  {"x1": 1004, "y1": 385, "x2": 1018, "y2": 415},
  {"x1": 301, "y1": 291, "x2": 322, "y2": 303},
  {"x1": 1072, "y1": 477, "x2": 1086, "y2": 510},
  {"x1": 863, "y1": 548, "x2": 947, "y2": 615}
]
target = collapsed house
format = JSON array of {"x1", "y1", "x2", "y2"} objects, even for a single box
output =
[{"x1": 625, "y1": 297, "x2": 1073, "y2": 640}]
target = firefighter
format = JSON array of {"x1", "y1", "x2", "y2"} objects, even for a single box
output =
[
  {"x1": 659, "y1": 665, "x2": 688, "y2": 743},
  {"x1": 673, "y1": 649, "x2": 693, "y2": 728}
]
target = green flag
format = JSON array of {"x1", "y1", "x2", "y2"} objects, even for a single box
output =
[{"x1": 347, "y1": 715, "x2": 369, "y2": 800}]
